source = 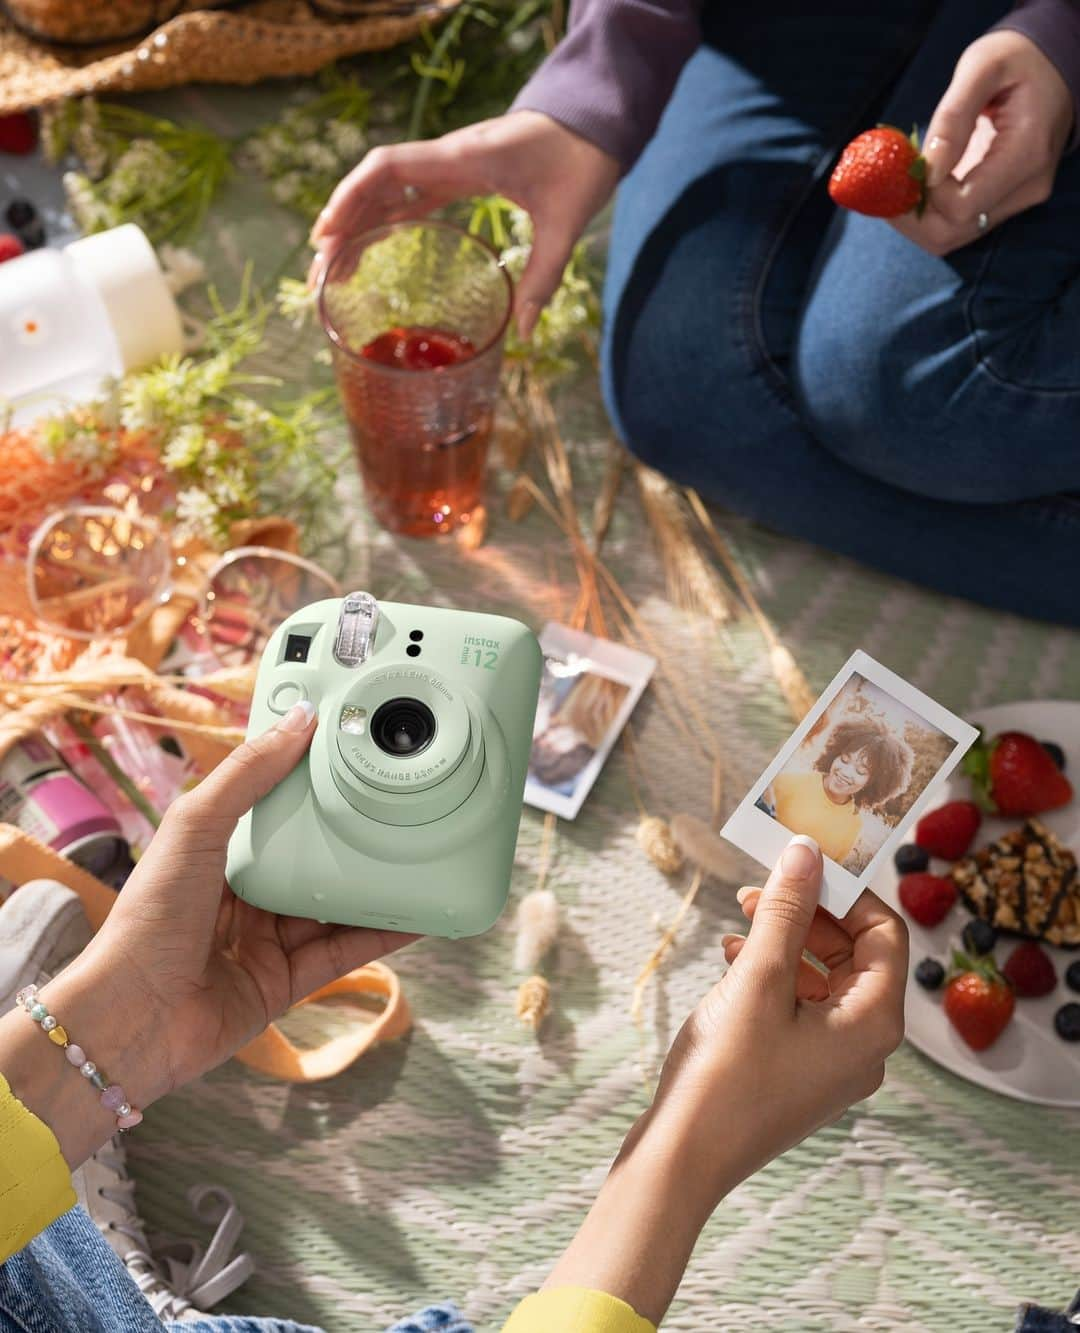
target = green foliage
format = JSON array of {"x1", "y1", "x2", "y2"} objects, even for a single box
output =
[
  {"x1": 465, "y1": 196, "x2": 601, "y2": 378},
  {"x1": 43, "y1": 99, "x2": 231, "y2": 243},
  {"x1": 33, "y1": 275, "x2": 344, "y2": 554},
  {"x1": 243, "y1": 66, "x2": 372, "y2": 219}
]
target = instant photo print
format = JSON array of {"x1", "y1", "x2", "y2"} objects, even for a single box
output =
[
  {"x1": 525, "y1": 623, "x2": 655, "y2": 820},
  {"x1": 721, "y1": 650, "x2": 979, "y2": 918}
]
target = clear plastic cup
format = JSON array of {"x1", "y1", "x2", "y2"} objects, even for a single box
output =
[{"x1": 319, "y1": 221, "x2": 513, "y2": 538}]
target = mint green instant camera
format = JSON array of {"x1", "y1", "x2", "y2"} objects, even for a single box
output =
[{"x1": 226, "y1": 592, "x2": 542, "y2": 938}]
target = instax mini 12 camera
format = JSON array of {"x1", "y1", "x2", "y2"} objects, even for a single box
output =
[{"x1": 226, "y1": 592, "x2": 543, "y2": 938}]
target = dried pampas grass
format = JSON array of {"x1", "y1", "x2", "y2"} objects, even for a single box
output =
[
  {"x1": 669, "y1": 814, "x2": 743, "y2": 882},
  {"x1": 516, "y1": 975, "x2": 551, "y2": 1031},
  {"x1": 685, "y1": 488, "x2": 815, "y2": 723},
  {"x1": 636, "y1": 815, "x2": 683, "y2": 876},
  {"x1": 636, "y1": 466, "x2": 733, "y2": 624},
  {"x1": 513, "y1": 888, "x2": 560, "y2": 973}
]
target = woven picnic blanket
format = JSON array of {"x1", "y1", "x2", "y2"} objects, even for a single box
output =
[{"x1": 13, "y1": 82, "x2": 1079, "y2": 1333}]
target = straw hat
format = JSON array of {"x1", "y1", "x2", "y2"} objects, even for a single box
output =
[{"x1": 0, "y1": 0, "x2": 456, "y2": 114}]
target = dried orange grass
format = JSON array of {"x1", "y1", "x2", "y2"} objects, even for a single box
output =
[
  {"x1": 635, "y1": 466, "x2": 733, "y2": 624},
  {"x1": 685, "y1": 489, "x2": 815, "y2": 722}
]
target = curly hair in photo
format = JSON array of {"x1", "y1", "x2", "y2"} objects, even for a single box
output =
[{"x1": 813, "y1": 717, "x2": 913, "y2": 811}]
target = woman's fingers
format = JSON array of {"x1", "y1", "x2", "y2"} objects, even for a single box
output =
[
  {"x1": 285, "y1": 925, "x2": 417, "y2": 1006},
  {"x1": 312, "y1": 134, "x2": 494, "y2": 246},
  {"x1": 737, "y1": 836, "x2": 823, "y2": 995},
  {"x1": 922, "y1": 39, "x2": 1010, "y2": 187},
  {"x1": 722, "y1": 934, "x2": 830, "y2": 1002},
  {"x1": 825, "y1": 890, "x2": 909, "y2": 1055},
  {"x1": 515, "y1": 214, "x2": 578, "y2": 338},
  {"x1": 737, "y1": 886, "x2": 856, "y2": 976}
]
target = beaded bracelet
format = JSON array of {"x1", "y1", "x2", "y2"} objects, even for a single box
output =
[{"x1": 14, "y1": 983, "x2": 143, "y2": 1131}]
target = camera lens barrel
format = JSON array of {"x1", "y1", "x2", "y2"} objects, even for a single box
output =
[{"x1": 371, "y1": 697, "x2": 436, "y2": 758}]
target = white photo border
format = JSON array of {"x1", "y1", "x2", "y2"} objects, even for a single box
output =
[
  {"x1": 524, "y1": 622, "x2": 656, "y2": 821},
  {"x1": 721, "y1": 649, "x2": 979, "y2": 918}
]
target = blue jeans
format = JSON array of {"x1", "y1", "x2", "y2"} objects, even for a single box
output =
[
  {"x1": 603, "y1": 0, "x2": 1080, "y2": 625},
  {"x1": 0, "y1": 1206, "x2": 471, "y2": 1333}
]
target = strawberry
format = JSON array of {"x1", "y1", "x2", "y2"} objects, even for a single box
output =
[
  {"x1": 1002, "y1": 941, "x2": 1057, "y2": 998},
  {"x1": 915, "y1": 800, "x2": 981, "y2": 860},
  {"x1": 0, "y1": 112, "x2": 36, "y2": 156},
  {"x1": 898, "y1": 872, "x2": 956, "y2": 928},
  {"x1": 0, "y1": 234, "x2": 25, "y2": 265},
  {"x1": 828, "y1": 125, "x2": 927, "y2": 219},
  {"x1": 944, "y1": 950, "x2": 1015, "y2": 1051},
  {"x1": 963, "y1": 730, "x2": 1073, "y2": 816}
]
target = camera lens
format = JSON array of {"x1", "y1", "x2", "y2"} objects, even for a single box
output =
[{"x1": 370, "y1": 697, "x2": 436, "y2": 758}]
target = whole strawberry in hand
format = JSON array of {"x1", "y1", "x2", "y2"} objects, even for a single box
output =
[
  {"x1": 828, "y1": 126, "x2": 927, "y2": 219},
  {"x1": 963, "y1": 731, "x2": 1073, "y2": 816}
]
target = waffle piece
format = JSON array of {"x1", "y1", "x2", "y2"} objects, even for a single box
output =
[{"x1": 950, "y1": 819, "x2": 1080, "y2": 950}]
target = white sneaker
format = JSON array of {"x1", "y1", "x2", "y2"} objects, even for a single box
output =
[
  {"x1": 0, "y1": 878, "x2": 91, "y2": 1009},
  {"x1": 0, "y1": 879, "x2": 254, "y2": 1319},
  {"x1": 75, "y1": 1138, "x2": 255, "y2": 1321}
]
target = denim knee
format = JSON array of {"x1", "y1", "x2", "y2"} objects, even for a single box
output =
[{"x1": 793, "y1": 215, "x2": 1080, "y2": 505}]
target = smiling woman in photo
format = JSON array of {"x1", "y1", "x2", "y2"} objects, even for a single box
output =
[{"x1": 771, "y1": 717, "x2": 913, "y2": 865}]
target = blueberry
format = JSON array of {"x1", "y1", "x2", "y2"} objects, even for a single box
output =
[
  {"x1": 1040, "y1": 740, "x2": 1067, "y2": 772},
  {"x1": 962, "y1": 918, "x2": 997, "y2": 955},
  {"x1": 915, "y1": 957, "x2": 945, "y2": 990},
  {"x1": 895, "y1": 843, "x2": 930, "y2": 874},
  {"x1": 1053, "y1": 1002, "x2": 1080, "y2": 1042},
  {"x1": 1066, "y1": 960, "x2": 1080, "y2": 994},
  {"x1": 4, "y1": 197, "x2": 44, "y2": 250}
]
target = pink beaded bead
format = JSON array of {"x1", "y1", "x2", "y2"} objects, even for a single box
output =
[
  {"x1": 65, "y1": 1045, "x2": 86, "y2": 1067},
  {"x1": 100, "y1": 1085, "x2": 127, "y2": 1113},
  {"x1": 117, "y1": 1109, "x2": 143, "y2": 1130}
]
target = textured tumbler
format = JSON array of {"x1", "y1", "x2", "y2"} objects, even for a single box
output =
[{"x1": 319, "y1": 221, "x2": 513, "y2": 537}]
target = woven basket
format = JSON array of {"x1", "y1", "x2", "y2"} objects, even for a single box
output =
[{"x1": 0, "y1": 0, "x2": 457, "y2": 114}]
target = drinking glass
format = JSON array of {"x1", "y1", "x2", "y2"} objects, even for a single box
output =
[{"x1": 318, "y1": 220, "x2": 513, "y2": 538}]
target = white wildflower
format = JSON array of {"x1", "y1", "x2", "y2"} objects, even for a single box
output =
[
  {"x1": 162, "y1": 422, "x2": 207, "y2": 471},
  {"x1": 298, "y1": 141, "x2": 339, "y2": 175},
  {"x1": 327, "y1": 119, "x2": 366, "y2": 162},
  {"x1": 118, "y1": 376, "x2": 163, "y2": 431},
  {"x1": 62, "y1": 171, "x2": 107, "y2": 233},
  {"x1": 276, "y1": 277, "x2": 316, "y2": 330},
  {"x1": 175, "y1": 487, "x2": 221, "y2": 543},
  {"x1": 271, "y1": 172, "x2": 306, "y2": 208}
]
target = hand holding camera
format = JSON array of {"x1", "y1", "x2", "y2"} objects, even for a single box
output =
[{"x1": 227, "y1": 591, "x2": 543, "y2": 937}]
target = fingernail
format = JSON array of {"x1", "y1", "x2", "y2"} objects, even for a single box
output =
[
  {"x1": 781, "y1": 835, "x2": 820, "y2": 879},
  {"x1": 310, "y1": 210, "x2": 331, "y2": 242},
  {"x1": 735, "y1": 886, "x2": 754, "y2": 905},
  {"x1": 720, "y1": 933, "x2": 744, "y2": 949},
  {"x1": 924, "y1": 137, "x2": 944, "y2": 187},
  {"x1": 278, "y1": 699, "x2": 317, "y2": 732}
]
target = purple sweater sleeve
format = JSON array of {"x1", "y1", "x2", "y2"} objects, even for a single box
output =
[
  {"x1": 510, "y1": 0, "x2": 702, "y2": 169},
  {"x1": 994, "y1": 0, "x2": 1080, "y2": 149},
  {"x1": 512, "y1": 0, "x2": 1080, "y2": 170}
]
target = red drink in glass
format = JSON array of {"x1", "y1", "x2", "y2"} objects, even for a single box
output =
[{"x1": 319, "y1": 224, "x2": 512, "y2": 538}]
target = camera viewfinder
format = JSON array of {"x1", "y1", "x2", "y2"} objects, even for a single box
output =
[{"x1": 285, "y1": 633, "x2": 312, "y2": 664}]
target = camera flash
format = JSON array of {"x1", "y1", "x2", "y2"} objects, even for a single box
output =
[{"x1": 339, "y1": 705, "x2": 368, "y2": 736}]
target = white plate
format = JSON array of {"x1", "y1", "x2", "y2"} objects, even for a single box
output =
[{"x1": 875, "y1": 700, "x2": 1080, "y2": 1108}]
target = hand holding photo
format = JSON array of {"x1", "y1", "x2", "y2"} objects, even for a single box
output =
[
  {"x1": 524, "y1": 624, "x2": 655, "y2": 820},
  {"x1": 723, "y1": 651, "x2": 978, "y2": 918}
]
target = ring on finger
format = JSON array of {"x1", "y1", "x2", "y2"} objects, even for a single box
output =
[{"x1": 976, "y1": 210, "x2": 989, "y2": 233}]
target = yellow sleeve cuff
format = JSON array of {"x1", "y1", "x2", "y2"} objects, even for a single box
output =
[
  {"x1": 0, "y1": 1070, "x2": 76, "y2": 1260},
  {"x1": 502, "y1": 1287, "x2": 657, "y2": 1333}
]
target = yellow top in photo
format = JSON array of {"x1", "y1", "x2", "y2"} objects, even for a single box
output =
[{"x1": 773, "y1": 771, "x2": 861, "y2": 865}]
